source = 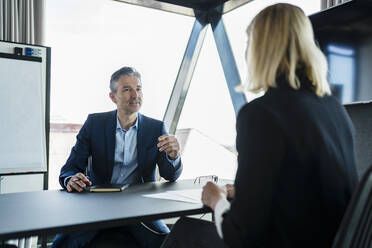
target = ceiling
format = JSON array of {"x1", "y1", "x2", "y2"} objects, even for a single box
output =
[
  {"x1": 114, "y1": 0, "x2": 254, "y2": 16},
  {"x1": 155, "y1": 0, "x2": 229, "y2": 10}
]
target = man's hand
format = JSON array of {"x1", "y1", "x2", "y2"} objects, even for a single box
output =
[
  {"x1": 66, "y1": 173, "x2": 92, "y2": 193},
  {"x1": 202, "y1": 182, "x2": 225, "y2": 210},
  {"x1": 157, "y1": 134, "x2": 180, "y2": 160}
]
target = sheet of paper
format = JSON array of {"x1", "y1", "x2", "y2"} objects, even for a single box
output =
[
  {"x1": 166, "y1": 189, "x2": 202, "y2": 203},
  {"x1": 142, "y1": 189, "x2": 203, "y2": 204}
]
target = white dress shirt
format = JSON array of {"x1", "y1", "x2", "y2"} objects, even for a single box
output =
[{"x1": 214, "y1": 196, "x2": 231, "y2": 238}]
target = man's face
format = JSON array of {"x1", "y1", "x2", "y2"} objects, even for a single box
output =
[{"x1": 109, "y1": 75, "x2": 143, "y2": 115}]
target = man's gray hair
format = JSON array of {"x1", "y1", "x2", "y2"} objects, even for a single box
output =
[{"x1": 110, "y1": 67, "x2": 141, "y2": 92}]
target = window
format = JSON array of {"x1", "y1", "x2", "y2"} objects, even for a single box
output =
[
  {"x1": 327, "y1": 45, "x2": 356, "y2": 103},
  {"x1": 176, "y1": 28, "x2": 238, "y2": 180},
  {"x1": 223, "y1": 0, "x2": 322, "y2": 102},
  {"x1": 45, "y1": 0, "x2": 323, "y2": 187},
  {"x1": 45, "y1": 0, "x2": 193, "y2": 189}
]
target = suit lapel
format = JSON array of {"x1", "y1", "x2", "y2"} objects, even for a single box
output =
[
  {"x1": 105, "y1": 110, "x2": 117, "y2": 182},
  {"x1": 137, "y1": 113, "x2": 146, "y2": 173}
]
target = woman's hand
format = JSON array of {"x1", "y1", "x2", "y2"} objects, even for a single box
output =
[
  {"x1": 201, "y1": 182, "x2": 225, "y2": 210},
  {"x1": 225, "y1": 184, "x2": 235, "y2": 199}
]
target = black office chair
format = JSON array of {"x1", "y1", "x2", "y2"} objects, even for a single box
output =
[
  {"x1": 332, "y1": 164, "x2": 372, "y2": 248},
  {"x1": 344, "y1": 101, "x2": 372, "y2": 179}
]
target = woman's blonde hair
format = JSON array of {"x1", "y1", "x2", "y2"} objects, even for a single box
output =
[{"x1": 241, "y1": 3, "x2": 331, "y2": 97}]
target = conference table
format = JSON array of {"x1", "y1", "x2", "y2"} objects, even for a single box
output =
[{"x1": 0, "y1": 179, "x2": 230, "y2": 241}]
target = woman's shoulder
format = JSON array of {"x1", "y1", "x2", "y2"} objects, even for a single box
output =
[
  {"x1": 237, "y1": 96, "x2": 276, "y2": 123},
  {"x1": 238, "y1": 92, "x2": 280, "y2": 115},
  {"x1": 237, "y1": 89, "x2": 345, "y2": 127}
]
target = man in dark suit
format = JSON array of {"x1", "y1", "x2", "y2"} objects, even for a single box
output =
[{"x1": 52, "y1": 67, "x2": 182, "y2": 248}]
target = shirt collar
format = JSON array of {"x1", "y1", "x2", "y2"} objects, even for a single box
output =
[{"x1": 116, "y1": 115, "x2": 138, "y2": 131}]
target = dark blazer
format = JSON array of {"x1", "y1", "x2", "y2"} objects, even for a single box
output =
[
  {"x1": 59, "y1": 110, "x2": 182, "y2": 186},
  {"x1": 58, "y1": 110, "x2": 182, "y2": 233},
  {"x1": 222, "y1": 80, "x2": 358, "y2": 248}
]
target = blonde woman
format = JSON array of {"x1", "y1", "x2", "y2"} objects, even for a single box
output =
[{"x1": 162, "y1": 3, "x2": 358, "y2": 248}]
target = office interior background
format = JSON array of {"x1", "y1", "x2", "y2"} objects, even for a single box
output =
[
  {"x1": 2, "y1": 0, "x2": 372, "y2": 247},
  {"x1": 46, "y1": 0, "x2": 320, "y2": 190},
  {"x1": 1, "y1": 0, "x2": 369, "y2": 190}
]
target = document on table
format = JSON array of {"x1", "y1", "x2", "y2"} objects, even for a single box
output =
[{"x1": 142, "y1": 189, "x2": 202, "y2": 204}]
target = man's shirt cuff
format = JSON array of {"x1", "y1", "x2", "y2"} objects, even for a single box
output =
[
  {"x1": 214, "y1": 197, "x2": 231, "y2": 238},
  {"x1": 166, "y1": 155, "x2": 180, "y2": 167},
  {"x1": 64, "y1": 176, "x2": 73, "y2": 188}
]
